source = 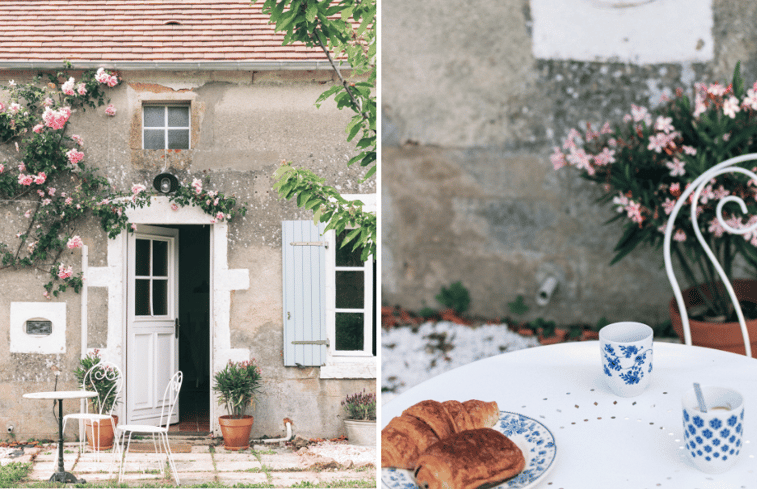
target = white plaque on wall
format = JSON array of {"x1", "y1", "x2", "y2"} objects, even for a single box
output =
[
  {"x1": 10, "y1": 302, "x2": 66, "y2": 353},
  {"x1": 530, "y1": 0, "x2": 714, "y2": 65}
]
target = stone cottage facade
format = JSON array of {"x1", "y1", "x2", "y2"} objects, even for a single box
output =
[{"x1": 0, "y1": 1, "x2": 376, "y2": 441}]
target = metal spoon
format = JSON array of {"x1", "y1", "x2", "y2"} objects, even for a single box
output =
[{"x1": 694, "y1": 382, "x2": 707, "y2": 413}]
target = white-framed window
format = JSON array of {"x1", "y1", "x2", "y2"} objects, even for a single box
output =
[
  {"x1": 142, "y1": 104, "x2": 190, "y2": 150},
  {"x1": 281, "y1": 194, "x2": 376, "y2": 378}
]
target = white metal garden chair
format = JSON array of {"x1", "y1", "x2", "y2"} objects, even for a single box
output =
[
  {"x1": 116, "y1": 370, "x2": 183, "y2": 485},
  {"x1": 59, "y1": 361, "x2": 123, "y2": 474},
  {"x1": 663, "y1": 153, "x2": 755, "y2": 357}
]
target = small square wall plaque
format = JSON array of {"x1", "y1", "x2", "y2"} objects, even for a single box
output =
[{"x1": 10, "y1": 302, "x2": 66, "y2": 353}]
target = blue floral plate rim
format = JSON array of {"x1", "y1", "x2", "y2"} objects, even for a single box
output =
[{"x1": 382, "y1": 410, "x2": 557, "y2": 489}]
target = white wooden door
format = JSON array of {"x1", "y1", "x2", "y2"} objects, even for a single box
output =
[{"x1": 127, "y1": 225, "x2": 179, "y2": 425}]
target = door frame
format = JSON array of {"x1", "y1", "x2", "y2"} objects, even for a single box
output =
[{"x1": 89, "y1": 196, "x2": 251, "y2": 432}]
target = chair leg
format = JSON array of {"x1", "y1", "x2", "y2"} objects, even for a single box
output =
[
  {"x1": 107, "y1": 419, "x2": 119, "y2": 479},
  {"x1": 118, "y1": 431, "x2": 131, "y2": 484},
  {"x1": 160, "y1": 431, "x2": 179, "y2": 486}
]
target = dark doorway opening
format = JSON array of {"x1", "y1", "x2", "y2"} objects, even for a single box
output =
[{"x1": 164, "y1": 224, "x2": 211, "y2": 433}]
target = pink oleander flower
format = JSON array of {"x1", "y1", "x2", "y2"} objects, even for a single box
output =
[
  {"x1": 662, "y1": 198, "x2": 676, "y2": 215},
  {"x1": 666, "y1": 158, "x2": 686, "y2": 177},
  {"x1": 67, "y1": 236, "x2": 84, "y2": 249},
  {"x1": 66, "y1": 148, "x2": 84, "y2": 165},
  {"x1": 32, "y1": 123, "x2": 44, "y2": 133},
  {"x1": 131, "y1": 183, "x2": 146, "y2": 194},
  {"x1": 104, "y1": 104, "x2": 116, "y2": 116},
  {"x1": 566, "y1": 148, "x2": 594, "y2": 175},
  {"x1": 34, "y1": 172, "x2": 46, "y2": 185},
  {"x1": 707, "y1": 83, "x2": 727, "y2": 96},
  {"x1": 71, "y1": 134, "x2": 84, "y2": 146},
  {"x1": 550, "y1": 147, "x2": 566, "y2": 170},
  {"x1": 654, "y1": 116, "x2": 674, "y2": 134},
  {"x1": 600, "y1": 121, "x2": 612, "y2": 135},
  {"x1": 723, "y1": 96, "x2": 741, "y2": 118},
  {"x1": 77, "y1": 83, "x2": 87, "y2": 96},
  {"x1": 57, "y1": 263, "x2": 74, "y2": 280},
  {"x1": 673, "y1": 229, "x2": 687, "y2": 242},
  {"x1": 18, "y1": 174, "x2": 33, "y2": 186},
  {"x1": 61, "y1": 77, "x2": 76, "y2": 96},
  {"x1": 630, "y1": 104, "x2": 652, "y2": 125},
  {"x1": 593, "y1": 147, "x2": 616, "y2": 166}
]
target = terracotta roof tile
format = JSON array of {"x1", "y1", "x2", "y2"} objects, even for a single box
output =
[{"x1": 0, "y1": 0, "x2": 350, "y2": 66}]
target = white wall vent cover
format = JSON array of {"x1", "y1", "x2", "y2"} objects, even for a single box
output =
[{"x1": 10, "y1": 302, "x2": 66, "y2": 354}]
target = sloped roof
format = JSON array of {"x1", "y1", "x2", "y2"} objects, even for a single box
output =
[{"x1": 0, "y1": 0, "x2": 336, "y2": 70}]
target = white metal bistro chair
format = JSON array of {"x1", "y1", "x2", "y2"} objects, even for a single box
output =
[
  {"x1": 116, "y1": 370, "x2": 183, "y2": 485},
  {"x1": 59, "y1": 361, "x2": 123, "y2": 474},
  {"x1": 663, "y1": 153, "x2": 755, "y2": 357}
]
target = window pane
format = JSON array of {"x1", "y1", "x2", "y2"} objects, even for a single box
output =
[
  {"x1": 144, "y1": 129, "x2": 165, "y2": 149},
  {"x1": 143, "y1": 106, "x2": 164, "y2": 127},
  {"x1": 336, "y1": 230, "x2": 363, "y2": 267},
  {"x1": 167, "y1": 129, "x2": 189, "y2": 149},
  {"x1": 335, "y1": 313, "x2": 364, "y2": 351},
  {"x1": 335, "y1": 271, "x2": 364, "y2": 308},
  {"x1": 135, "y1": 239, "x2": 150, "y2": 276},
  {"x1": 153, "y1": 280, "x2": 168, "y2": 316},
  {"x1": 135, "y1": 279, "x2": 150, "y2": 316},
  {"x1": 167, "y1": 106, "x2": 189, "y2": 127},
  {"x1": 152, "y1": 240, "x2": 168, "y2": 277}
]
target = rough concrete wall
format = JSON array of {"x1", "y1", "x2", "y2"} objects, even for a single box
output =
[
  {"x1": 0, "y1": 68, "x2": 375, "y2": 440},
  {"x1": 382, "y1": 0, "x2": 757, "y2": 326}
]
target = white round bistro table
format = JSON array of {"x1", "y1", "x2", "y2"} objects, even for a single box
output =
[
  {"x1": 381, "y1": 341, "x2": 756, "y2": 488},
  {"x1": 24, "y1": 390, "x2": 98, "y2": 484}
]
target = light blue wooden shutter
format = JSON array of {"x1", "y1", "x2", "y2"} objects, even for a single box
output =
[{"x1": 282, "y1": 220, "x2": 327, "y2": 366}]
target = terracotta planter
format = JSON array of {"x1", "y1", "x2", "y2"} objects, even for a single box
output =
[
  {"x1": 343, "y1": 419, "x2": 376, "y2": 447},
  {"x1": 218, "y1": 415, "x2": 254, "y2": 450},
  {"x1": 669, "y1": 279, "x2": 757, "y2": 358},
  {"x1": 85, "y1": 415, "x2": 118, "y2": 451}
]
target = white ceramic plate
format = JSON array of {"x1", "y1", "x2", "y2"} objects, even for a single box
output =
[{"x1": 382, "y1": 411, "x2": 557, "y2": 489}]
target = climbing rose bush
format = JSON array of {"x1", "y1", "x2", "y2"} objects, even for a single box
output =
[{"x1": 552, "y1": 64, "x2": 757, "y2": 318}]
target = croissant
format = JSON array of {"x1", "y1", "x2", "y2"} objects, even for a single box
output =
[
  {"x1": 381, "y1": 399, "x2": 501, "y2": 469},
  {"x1": 402, "y1": 400, "x2": 457, "y2": 439},
  {"x1": 381, "y1": 414, "x2": 440, "y2": 470},
  {"x1": 462, "y1": 399, "x2": 499, "y2": 428},
  {"x1": 414, "y1": 428, "x2": 526, "y2": 489}
]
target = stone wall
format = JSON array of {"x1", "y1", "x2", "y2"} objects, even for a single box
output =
[
  {"x1": 382, "y1": 0, "x2": 757, "y2": 326},
  {"x1": 0, "y1": 68, "x2": 375, "y2": 440}
]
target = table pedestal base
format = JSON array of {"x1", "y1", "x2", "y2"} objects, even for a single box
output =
[{"x1": 49, "y1": 471, "x2": 86, "y2": 484}]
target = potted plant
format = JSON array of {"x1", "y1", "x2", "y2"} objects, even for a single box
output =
[
  {"x1": 551, "y1": 63, "x2": 757, "y2": 356},
  {"x1": 73, "y1": 350, "x2": 120, "y2": 450},
  {"x1": 213, "y1": 359, "x2": 262, "y2": 450},
  {"x1": 341, "y1": 389, "x2": 376, "y2": 446}
]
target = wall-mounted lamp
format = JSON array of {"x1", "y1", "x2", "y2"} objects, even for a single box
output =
[{"x1": 153, "y1": 172, "x2": 179, "y2": 194}]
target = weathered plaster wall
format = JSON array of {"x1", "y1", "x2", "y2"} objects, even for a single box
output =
[
  {"x1": 0, "y1": 68, "x2": 375, "y2": 440},
  {"x1": 382, "y1": 0, "x2": 757, "y2": 326}
]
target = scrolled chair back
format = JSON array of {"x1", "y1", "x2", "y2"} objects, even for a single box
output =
[
  {"x1": 663, "y1": 153, "x2": 756, "y2": 357},
  {"x1": 83, "y1": 360, "x2": 123, "y2": 415}
]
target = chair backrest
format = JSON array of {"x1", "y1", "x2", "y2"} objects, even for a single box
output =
[
  {"x1": 663, "y1": 153, "x2": 755, "y2": 357},
  {"x1": 82, "y1": 361, "x2": 123, "y2": 416},
  {"x1": 158, "y1": 371, "x2": 183, "y2": 430}
]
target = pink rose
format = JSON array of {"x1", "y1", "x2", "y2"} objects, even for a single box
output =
[
  {"x1": 130, "y1": 223, "x2": 137, "y2": 231},
  {"x1": 65, "y1": 197, "x2": 73, "y2": 205},
  {"x1": 71, "y1": 134, "x2": 84, "y2": 146},
  {"x1": 18, "y1": 174, "x2": 33, "y2": 186},
  {"x1": 191, "y1": 178, "x2": 202, "y2": 194},
  {"x1": 66, "y1": 149, "x2": 84, "y2": 165},
  {"x1": 95, "y1": 68, "x2": 109, "y2": 84},
  {"x1": 105, "y1": 104, "x2": 116, "y2": 116},
  {"x1": 9, "y1": 103, "x2": 21, "y2": 114},
  {"x1": 47, "y1": 187, "x2": 56, "y2": 196},
  {"x1": 171, "y1": 203, "x2": 179, "y2": 211},
  {"x1": 43, "y1": 97, "x2": 54, "y2": 107},
  {"x1": 215, "y1": 212, "x2": 224, "y2": 221},
  {"x1": 67, "y1": 236, "x2": 84, "y2": 249},
  {"x1": 131, "y1": 183, "x2": 146, "y2": 195},
  {"x1": 107, "y1": 75, "x2": 118, "y2": 87},
  {"x1": 77, "y1": 83, "x2": 87, "y2": 96},
  {"x1": 0, "y1": 164, "x2": 4, "y2": 173},
  {"x1": 33, "y1": 124, "x2": 43, "y2": 133},
  {"x1": 34, "y1": 172, "x2": 46, "y2": 185},
  {"x1": 61, "y1": 77, "x2": 75, "y2": 96},
  {"x1": 0, "y1": 102, "x2": 5, "y2": 113},
  {"x1": 57, "y1": 263, "x2": 73, "y2": 280}
]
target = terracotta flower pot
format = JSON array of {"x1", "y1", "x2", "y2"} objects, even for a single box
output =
[
  {"x1": 218, "y1": 415, "x2": 254, "y2": 450},
  {"x1": 85, "y1": 415, "x2": 118, "y2": 451},
  {"x1": 669, "y1": 279, "x2": 757, "y2": 358}
]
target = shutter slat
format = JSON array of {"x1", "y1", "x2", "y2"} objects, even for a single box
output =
[{"x1": 282, "y1": 221, "x2": 327, "y2": 366}]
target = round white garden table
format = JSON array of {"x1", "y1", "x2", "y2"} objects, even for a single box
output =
[
  {"x1": 381, "y1": 341, "x2": 757, "y2": 488},
  {"x1": 24, "y1": 390, "x2": 97, "y2": 484}
]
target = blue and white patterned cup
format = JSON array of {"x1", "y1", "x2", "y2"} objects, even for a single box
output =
[
  {"x1": 682, "y1": 386, "x2": 744, "y2": 473},
  {"x1": 599, "y1": 322, "x2": 653, "y2": 397}
]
